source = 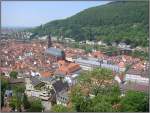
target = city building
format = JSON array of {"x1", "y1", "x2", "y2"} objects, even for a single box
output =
[
  {"x1": 125, "y1": 69, "x2": 149, "y2": 84},
  {"x1": 56, "y1": 91, "x2": 69, "y2": 106},
  {"x1": 50, "y1": 80, "x2": 69, "y2": 104},
  {"x1": 57, "y1": 60, "x2": 81, "y2": 75},
  {"x1": 75, "y1": 57, "x2": 120, "y2": 72},
  {"x1": 25, "y1": 76, "x2": 51, "y2": 100},
  {"x1": 45, "y1": 47, "x2": 65, "y2": 61}
]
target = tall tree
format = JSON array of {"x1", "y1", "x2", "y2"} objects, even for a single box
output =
[
  {"x1": 23, "y1": 94, "x2": 30, "y2": 110},
  {"x1": 9, "y1": 71, "x2": 18, "y2": 79}
]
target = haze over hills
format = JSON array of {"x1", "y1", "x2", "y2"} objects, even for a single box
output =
[{"x1": 30, "y1": 1, "x2": 149, "y2": 47}]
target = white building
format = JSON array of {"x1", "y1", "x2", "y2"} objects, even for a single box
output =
[
  {"x1": 97, "y1": 41, "x2": 107, "y2": 46},
  {"x1": 118, "y1": 42, "x2": 131, "y2": 49},
  {"x1": 38, "y1": 35, "x2": 47, "y2": 40},
  {"x1": 75, "y1": 57, "x2": 120, "y2": 72},
  {"x1": 25, "y1": 77, "x2": 51, "y2": 100},
  {"x1": 125, "y1": 69, "x2": 149, "y2": 84},
  {"x1": 86, "y1": 40, "x2": 95, "y2": 45}
]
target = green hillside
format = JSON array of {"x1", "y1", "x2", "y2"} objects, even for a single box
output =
[{"x1": 30, "y1": 1, "x2": 149, "y2": 47}]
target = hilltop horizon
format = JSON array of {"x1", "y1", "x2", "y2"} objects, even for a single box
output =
[{"x1": 2, "y1": 1, "x2": 110, "y2": 28}]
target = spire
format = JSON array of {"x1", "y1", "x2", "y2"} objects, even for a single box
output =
[{"x1": 48, "y1": 34, "x2": 52, "y2": 48}]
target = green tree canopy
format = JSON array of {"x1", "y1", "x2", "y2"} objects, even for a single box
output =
[
  {"x1": 28, "y1": 99, "x2": 43, "y2": 112},
  {"x1": 9, "y1": 71, "x2": 18, "y2": 79},
  {"x1": 1, "y1": 76, "x2": 9, "y2": 107},
  {"x1": 51, "y1": 104, "x2": 70, "y2": 112},
  {"x1": 23, "y1": 94, "x2": 31, "y2": 110},
  {"x1": 120, "y1": 91, "x2": 149, "y2": 112}
]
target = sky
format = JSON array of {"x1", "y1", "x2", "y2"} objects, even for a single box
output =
[{"x1": 2, "y1": 1, "x2": 110, "y2": 27}]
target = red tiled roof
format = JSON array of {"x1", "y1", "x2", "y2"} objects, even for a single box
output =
[
  {"x1": 40, "y1": 71, "x2": 54, "y2": 77},
  {"x1": 58, "y1": 60, "x2": 81, "y2": 75}
]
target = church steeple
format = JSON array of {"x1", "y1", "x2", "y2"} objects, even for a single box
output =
[{"x1": 48, "y1": 34, "x2": 52, "y2": 48}]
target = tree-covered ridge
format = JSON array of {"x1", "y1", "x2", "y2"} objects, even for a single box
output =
[{"x1": 30, "y1": 1, "x2": 149, "y2": 47}]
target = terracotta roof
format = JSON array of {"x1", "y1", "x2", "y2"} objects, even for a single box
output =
[
  {"x1": 58, "y1": 62, "x2": 81, "y2": 75},
  {"x1": 91, "y1": 51, "x2": 104, "y2": 58},
  {"x1": 40, "y1": 71, "x2": 53, "y2": 77}
]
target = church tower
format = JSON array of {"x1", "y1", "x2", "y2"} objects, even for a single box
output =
[{"x1": 48, "y1": 34, "x2": 52, "y2": 48}]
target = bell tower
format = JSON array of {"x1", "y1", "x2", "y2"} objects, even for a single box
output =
[{"x1": 48, "y1": 34, "x2": 52, "y2": 48}]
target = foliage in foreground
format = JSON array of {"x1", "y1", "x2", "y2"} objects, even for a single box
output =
[
  {"x1": 51, "y1": 105, "x2": 70, "y2": 112},
  {"x1": 68, "y1": 68, "x2": 149, "y2": 112}
]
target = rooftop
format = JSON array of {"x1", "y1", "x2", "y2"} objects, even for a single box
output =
[
  {"x1": 30, "y1": 76, "x2": 44, "y2": 87},
  {"x1": 45, "y1": 47, "x2": 65, "y2": 57},
  {"x1": 52, "y1": 80, "x2": 69, "y2": 94},
  {"x1": 58, "y1": 60, "x2": 81, "y2": 75},
  {"x1": 40, "y1": 71, "x2": 54, "y2": 78}
]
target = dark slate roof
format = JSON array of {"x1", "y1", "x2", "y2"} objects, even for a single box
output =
[
  {"x1": 45, "y1": 47, "x2": 65, "y2": 57},
  {"x1": 52, "y1": 80, "x2": 69, "y2": 93},
  {"x1": 30, "y1": 76, "x2": 43, "y2": 87}
]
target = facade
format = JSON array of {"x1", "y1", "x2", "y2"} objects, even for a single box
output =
[
  {"x1": 51, "y1": 80, "x2": 69, "y2": 105},
  {"x1": 25, "y1": 77, "x2": 51, "y2": 100},
  {"x1": 125, "y1": 69, "x2": 149, "y2": 84},
  {"x1": 75, "y1": 57, "x2": 120, "y2": 72},
  {"x1": 56, "y1": 91, "x2": 69, "y2": 106}
]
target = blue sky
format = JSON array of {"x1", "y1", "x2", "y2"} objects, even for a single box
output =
[{"x1": 2, "y1": 1, "x2": 110, "y2": 27}]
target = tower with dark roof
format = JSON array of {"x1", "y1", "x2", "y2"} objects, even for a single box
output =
[{"x1": 48, "y1": 34, "x2": 52, "y2": 48}]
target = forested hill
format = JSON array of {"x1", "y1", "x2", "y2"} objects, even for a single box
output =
[{"x1": 30, "y1": 1, "x2": 149, "y2": 47}]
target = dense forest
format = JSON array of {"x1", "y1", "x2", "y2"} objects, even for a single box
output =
[{"x1": 30, "y1": 1, "x2": 149, "y2": 47}]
